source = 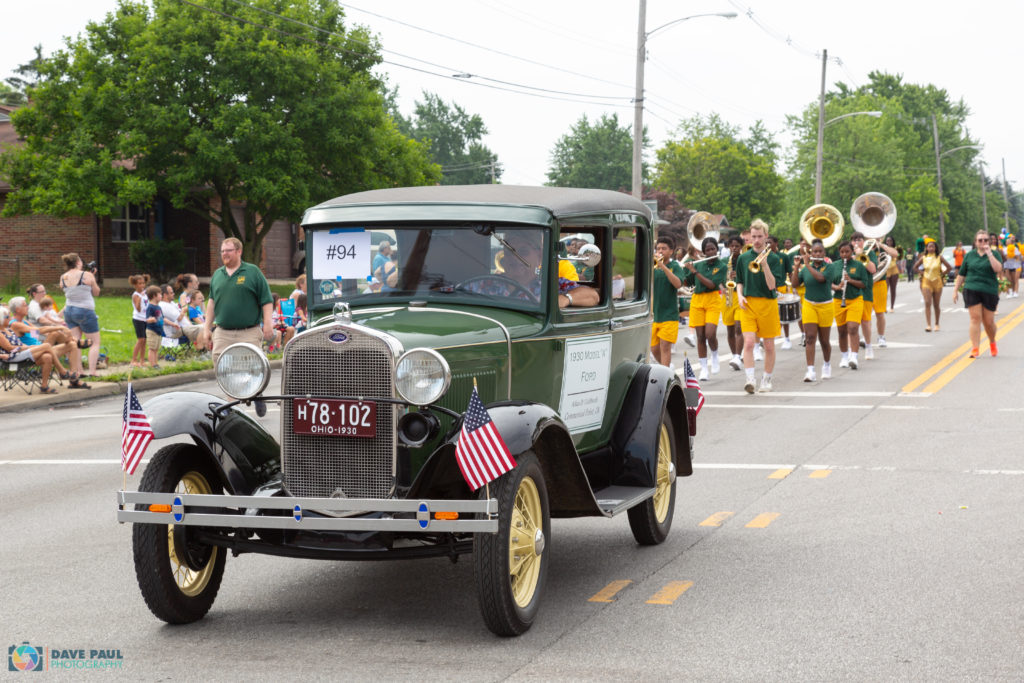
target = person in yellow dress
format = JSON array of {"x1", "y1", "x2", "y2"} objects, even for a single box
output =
[{"x1": 911, "y1": 239, "x2": 953, "y2": 331}]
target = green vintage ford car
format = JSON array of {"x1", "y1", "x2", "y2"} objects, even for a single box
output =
[{"x1": 118, "y1": 185, "x2": 698, "y2": 636}]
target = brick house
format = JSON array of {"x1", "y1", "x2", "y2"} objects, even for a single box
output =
[{"x1": 0, "y1": 104, "x2": 300, "y2": 290}]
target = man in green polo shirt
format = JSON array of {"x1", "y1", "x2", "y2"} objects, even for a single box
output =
[{"x1": 198, "y1": 237, "x2": 274, "y2": 363}]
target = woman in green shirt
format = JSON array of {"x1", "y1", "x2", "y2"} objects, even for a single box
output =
[{"x1": 953, "y1": 229, "x2": 1004, "y2": 358}]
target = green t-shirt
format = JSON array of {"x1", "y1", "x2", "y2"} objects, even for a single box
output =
[
  {"x1": 798, "y1": 263, "x2": 838, "y2": 303},
  {"x1": 776, "y1": 251, "x2": 792, "y2": 287},
  {"x1": 860, "y1": 251, "x2": 879, "y2": 301},
  {"x1": 959, "y1": 249, "x2": 1003, "y2": 296},
  {"x1": 654, "y1": 260, "x2": 686, "y2": 323},
  {"x1": 683, "y1": 258, "x2": 727, "y2": 294},
  {"x1": 829, "y1": 259, "x2": 869, "y2": 300},
  {"x1": 209, "y1": 261, "x2": 274, "y2": 329},
  {"x1": 736, "y1": 249, "x2": 783, "y2": 299}
]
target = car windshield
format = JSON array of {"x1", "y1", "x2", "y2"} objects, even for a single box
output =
[{"x1": 307, "y1": 225, "x2": 548, "y2": 312}]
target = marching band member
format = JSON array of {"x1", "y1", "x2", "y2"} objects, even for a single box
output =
[
  {"x1": 792, "y1": 241, "x2": 839, "y2": 381},
  {"x1": 911, "y1": 240, "x2": 952, "y2": 332},
  {"x1": 736, "y1": 220, "x2": 784, "y2": 393},
  {"x1": 682, "y1": 237, "x2": 727, "y2": 380},
  {"x1": 831, "y1": 240, "x2": 869, "y2": 370},
  {"x1": 850, "y1": 231, "x2": 879, "y2": 360},
  {"x1": 651, "y1": 235, "x2": 686, "y2": 367},
  {"x1": 870, "y1": 237, "x2": 900, "y2": 348},
  {"x1": 722, "y1": 236, "x2": 744, "y2": 371},
  {"x1": 767, "y1": 235, "x2": 794, "y2": 350}
]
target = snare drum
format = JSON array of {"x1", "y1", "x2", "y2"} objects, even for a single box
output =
[{"x1": 777, "y1": 293, "x2": 801, "y2": 323}]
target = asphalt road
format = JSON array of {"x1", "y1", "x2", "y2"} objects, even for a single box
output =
[{"x1": 3, "y1": 294, "x2": 1023, "y2": 680}]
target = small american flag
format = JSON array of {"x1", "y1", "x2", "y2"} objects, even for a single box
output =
[
  {"x1": 455, "y1": 386, "x2": 516, "y2": 491},
  {"x1": 121, "y1": 383, "x2": 154, "y2": 475},
  {"x1": 683, "y1": 357, "x2": 705, "y2": 416}
]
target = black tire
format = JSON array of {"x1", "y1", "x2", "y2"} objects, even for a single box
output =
[
  {"x1": 132, "y1": 443, "x2": 227, "y2": 624},
  {"x1": 473, "y1": 452, "x2": 550, "y2": 637},
  {"x1": 627, "y1": 409, "x2": 677, "y2": 545}
]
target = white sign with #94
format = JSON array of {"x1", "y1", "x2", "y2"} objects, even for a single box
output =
[{"x1": 311, "y1": 228, "x2": 372, "y2": 281}]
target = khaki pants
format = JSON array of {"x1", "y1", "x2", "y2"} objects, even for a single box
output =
[{"x1": 212, "y1": 326, "x2": 263, "y2": 364}]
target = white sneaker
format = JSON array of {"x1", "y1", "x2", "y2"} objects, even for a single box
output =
[
  {"x1": 710, "y1": 356, "x2": 720, "y2": 374},
  {"x1": 744, "y1": 379, "x2": 756, "y2": 394},
  {"x1": 684, "y1": 335, "x2": 696, "y2": 347},
  {"x1": 781, "y1": 338, "x2": 792, "y2": 350},
  {"x1": 865, "y1": 345, "x2": 874, "y2": 360},
  {"x1": 821, "y1": 363, "x2": 832, "y2": 380},
  {"x1": 729, "y1": 356, "x2": 743, "y2": 371},
  {"x1": 803, "y1": 368, "x2": 816, "y2": 382},
  {"x1": 754, "y1": 344, "x2": 764, "y2": 361},
  {"x1": 698, "y1": 367, "x2": 709, "y2": 381},
  {"x1": 758, "y1": 376, "x2": 773, "y2": 393},
  {"x1": 839, "y1": 356, "x2": 850, "y2": 369},
  {"x1": 877, "y1": 336, "x2": 887, "y2": 348},
  {"x1": 849, "y1": 355, "x2": 859, "y2": 370}
]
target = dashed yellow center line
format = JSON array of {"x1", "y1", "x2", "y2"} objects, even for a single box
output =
[
  {"x1": 646, "y1": 581, "x2": 694, "y2": 605},
  {"x1": 745, "y1": 512, "x2": 781, "y2": 528},
  {"x1": 768, "y1": 468, "x2": 793, "y2": 479},
  {"x1": 588, "y1": 580, "x2": 633, "y2": 603},
  {"x1": 902, "y1": 300, "x2": 1024, "y2": 394},
  {"x1": 808, "y1": 469, "x2": 832, "y2": 479},
  {"x1": 699, "y1": 511, "x2": 735, "y2": 527}
]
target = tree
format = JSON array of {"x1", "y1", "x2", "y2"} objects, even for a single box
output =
[
  {"x1": 653, "y1": 114, "x2": 783, "y2": 231},
  {"x1": 546, "y1": 113, "x2": 643, "y2": 191},
  {"x1": 0, "y1": 0, "x2": 440, "y2": 262},
  {"x1": 401, "y1": 92, "x2": 500, "y2": 185},
  {"x1": 1, "y1": 44, "x2": 45, "y2": 107}
]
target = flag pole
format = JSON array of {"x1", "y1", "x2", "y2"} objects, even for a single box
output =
[{"x1": 122, "y1": 365, "x2": 135, "y2": 492}]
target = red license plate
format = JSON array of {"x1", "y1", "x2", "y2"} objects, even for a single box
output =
[{"x1": 292, "y1": 398, "x2": 377, "y2": 438}]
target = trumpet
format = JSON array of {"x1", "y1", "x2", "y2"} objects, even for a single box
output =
[
  {"x1": 724, "y1": 279, "x2": 736, "y2": 308},
  {"x1": 748, "y1": 246, "x2": 772, "y2": 274},
  {"x1": 856, "y1": 238, "x2": 878, "y2": 263}
]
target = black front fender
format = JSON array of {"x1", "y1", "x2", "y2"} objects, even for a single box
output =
[{"x1": 145, "y1": 391, "x2": 281, "y2": 495}]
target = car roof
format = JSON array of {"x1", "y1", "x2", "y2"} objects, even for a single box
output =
[{"x1": 308, "y1": 185, "x2": 653, "y2": 221}]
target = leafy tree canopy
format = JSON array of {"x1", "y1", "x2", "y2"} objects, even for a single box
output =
[
  {"x1": 395, "y1": 91, "x2": 500, "y2": 185},
  {"x1": 546, "y1": 113, "x2": 643, "y2": 191},
  {"x1": 0, "y1": 0, "x2": 440, "y2": 261},
  {"x1": 1, "y1": 44, "x2": 44, "y2": 106},
  {"x1": 654, "y1": 113, "x2": 783, "y2": 231},
  {"x1": 782, "y1": 71, "x2": 1017, "y2": 249}
]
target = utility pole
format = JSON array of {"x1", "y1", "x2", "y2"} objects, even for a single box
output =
[
  {"x1": 631, "y1": 0, "x2": 646, "y2": 199},
  {"x1": 979, "y1": 162, "x2": 989, "y2": 232},
  {"x1": 813, "y1": 49, "x2": 827, "y2": 205},
  {"x1": 1002, "y1": 157, "x2": 1010, "y2": 233},
  {"x1": 931, "y1": 114, "x2": 946, "y2": 247}
]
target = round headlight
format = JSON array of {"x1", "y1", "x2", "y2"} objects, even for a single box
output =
[
  {"x1": 395, "y1": 349, "x2": 451, "y2": 406},
  {"x1": 216, "y1": 343, "x2": 271, "y2": 400}
]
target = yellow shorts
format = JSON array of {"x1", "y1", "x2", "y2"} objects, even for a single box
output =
[
  {"x1": 722, "y1": 300, "x2": 739, "y2": 326},
  {"x1": 739, "y1": 296, "x2": 781, "y2": 338},
  {"x1": 777, "y1": 285, "x2": 790, "y2": 294},
  {"x1": 861, "y1": 299, "x2": 873, "y2": 321},
  {"x1": 833, "y1": 297, "x2": 864, "y2": 326},
  {"x1": 651, "y1": 320, "x2": 679, "y2": 345},
  {"x1": 797, "y1": 285, "x2": 806, "y2": 302},
  {"x1": 872, "y1": 280, "x2": 887, "y2": 313},
  {"x1": 688, "y1": 291, "x2": 723, "y2": 327},
  {"x1": 802, "y1": 299, "x2": 835, "y2": 328}
]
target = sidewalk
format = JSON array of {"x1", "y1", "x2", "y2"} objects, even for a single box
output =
[{"x1": 0, "y1": 360, "x2": 281, "y2": 414}]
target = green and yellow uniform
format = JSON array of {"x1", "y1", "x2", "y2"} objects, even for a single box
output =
[
  {"x1": 737, "y1": 249, "x2": 783, "y2": 337},
  {"x1": 830, "y1": 259, "x2": 868, "y2": 326},
  {"x1": 798, "y1": 262, "x2": 839, "y2": 327},
  {"x1": 651, "y1": 259, "x2": 686, "y2": 344},
  {"x1": 684, "y1": 257, "x2": 727, "y2": 327}
]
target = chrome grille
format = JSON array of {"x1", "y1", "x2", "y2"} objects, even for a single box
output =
[{"x1": 281, "y1": 325, "x2": 396, "y2": 499}]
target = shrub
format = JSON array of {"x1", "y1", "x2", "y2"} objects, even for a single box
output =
[{"x1": 129, "y1": 239, "x2": 187, "y2": 283}]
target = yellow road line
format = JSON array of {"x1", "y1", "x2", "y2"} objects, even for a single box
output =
[
  {"x1": 901, "y1": 300, "x2": 1024, "y2": 394},
  {"x1": 745, "y1": 512, "x2": 780, "y2": 528},
  {"x1": 768, "y1": 468, "x2": 793, "y2": 479},
  {"x1": 588, "y1": 580, "x2": 633, "y2": 603},
  {"x1": 808, "y1": 469, "x2": 832, "y2": 479},
  {"x1": 646, "y1": 581, "x2": 694, "y2": 605},
  {"x1": 699, "y1": 511, "x2": 735, "y2": 527},
  {"x1": 921, "y1": 305, "x2": 1024, "y2": 394}
]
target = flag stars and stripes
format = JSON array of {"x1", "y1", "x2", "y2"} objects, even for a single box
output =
[
  {"x1": 121, "y1": 383, "x2": 154, "y2": 475},
  {"x1": 455, "y1": 386, "x2": 516, "y2": 491}
]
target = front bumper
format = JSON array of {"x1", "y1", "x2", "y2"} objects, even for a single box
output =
[{"x1": 117, "y1": 491, "x2": 498, "y2": 533}]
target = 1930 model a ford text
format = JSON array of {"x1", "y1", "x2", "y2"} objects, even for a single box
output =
[{"x1": 118, "y1": 186, "x2": 698, "y2": 636}]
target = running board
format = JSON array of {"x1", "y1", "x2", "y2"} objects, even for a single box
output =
[{"x1": 593, "y1": 485, "x2": 655, "y2": 517}]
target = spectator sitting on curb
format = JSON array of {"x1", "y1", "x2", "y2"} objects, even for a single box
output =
[
  {"x1": 159, "y1": 284, "x2": 202, "y2": 344},
  {"x1": 37, "y1": 296, "x2": 66, "y2": 327},
  {"x1": 7, "y1": 296, "x2": 89, "y2": 387},
  {"x1": 26, "y1": 284, "x2": 48, "y2": 323},
  {"x1": 0, "y1": 306, "x2": 87, "y2": 391},
  {"x1": 176, "y1": 272, "x2": 200, "y2": 310},
  {"x1": 188, "y1": 291, "x2": 206, "y2": 324}
]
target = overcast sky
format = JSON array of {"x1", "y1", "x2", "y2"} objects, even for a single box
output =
[{"x1": 4, "y1": 0, "x2": 1022, "y2": 205}]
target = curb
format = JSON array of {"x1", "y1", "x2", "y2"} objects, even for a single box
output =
[{"x1": 0, "y1": 360, "x2": 282, "y2": 414}]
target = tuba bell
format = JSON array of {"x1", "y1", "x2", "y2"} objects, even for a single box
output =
[
  {"x1": 800, "y1": 204, "x2": 844, "y2": 248},
  {"x1": 686, "y1": 211, "x2": 720, "y2": 252},
  {"x1": 850, "y1": 192, "x2": 897, "y2": 239}
]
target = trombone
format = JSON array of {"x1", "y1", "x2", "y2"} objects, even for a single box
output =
[{"x1": 748, "y1": 246, "x2": 772, "y2": 274}]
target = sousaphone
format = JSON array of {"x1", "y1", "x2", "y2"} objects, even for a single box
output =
[
  {"x1": 851, "y1": 192, "x2": 897, "y2": 281},
  {"x1": 799, "y1": 204, "x2": 844, "y2": 248}
]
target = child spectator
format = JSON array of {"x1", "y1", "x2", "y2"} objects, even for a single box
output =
[
  {"x1": 130, "y1": 274, "x2": 150, "y2": 368},
  {"x1": 159, "y1": 283, "x2": 201, "y2": 344},
  {"x1": 188, "y1": 291, "x2": 206, "y2": 324},
  {"x1": 37, "y1": 296, "x2": 65, "y2": 327},
  {"x1": 290, "y1": 274, "x2": 306, "y2": 301},
  {"x1": 295, "y1": 292, "x2": 308, "y2": 333},
  {"x1": 271, "y1": 292, "x2": 295, "y2": 350},
  {"x1": 143, "y1": 284, "x2": 164, "y2": 369}
]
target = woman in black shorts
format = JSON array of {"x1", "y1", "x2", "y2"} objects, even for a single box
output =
[{"x1": 953, "y1": 229, "x2": 1003, "y2": 358}]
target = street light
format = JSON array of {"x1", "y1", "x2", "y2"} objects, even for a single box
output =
[
  {"x1": 813, "y1": 110, "x2": 882, "y2": 204},
  {"x1": 931, "y1": 111, "x2": 982, "y2": 246},
  {"x1": 632, "y1": 3, "x2": 737, "y2": 198}
]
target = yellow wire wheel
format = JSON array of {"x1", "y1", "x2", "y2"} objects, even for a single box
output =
[
  {"x1": 508, "y1": 475, "x2": 543, "y2": 608},
  {"x1": 168, "y1": 471, "x2": 219, "y2": 597},
  {"x1": 652, "y1": 423, "x2": 673, "y2": 524},
  {"x1": 627, "y1": 409, "x2": 677, "y2": 545}
]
